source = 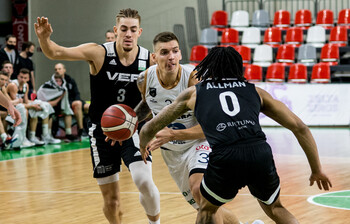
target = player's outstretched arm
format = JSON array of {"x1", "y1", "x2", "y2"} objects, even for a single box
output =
[
  {"x1": 256, "y1": 87, "x2": 332, "y2": 191},
  {"x1": 139, "y1": 86, "x2": 195, "y2": 162},
  {"x1": 34, "y1": 17, "x2": 102, "y2": 63}
]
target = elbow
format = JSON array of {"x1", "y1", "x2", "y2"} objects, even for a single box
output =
[{"x1": 290, "y1": 119, "x2": 309, "y2": 135}]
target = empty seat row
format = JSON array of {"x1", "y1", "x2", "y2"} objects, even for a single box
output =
[
  {"x1": 245, "y1": 63, "x2": 331, "y2": 83},
  {"x1": 200, "y1": 25, "x2": 348, "y2": 49},
  {"x1": 190, "y1": 43, "x2": 341, "y2": 67},
  {"x1": 211, "y1": 9, "x2": 350, "y2": 32}
]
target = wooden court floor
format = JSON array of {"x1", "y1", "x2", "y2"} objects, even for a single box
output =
[{"x1": 0, "y1": 127, "x2": 349, "y2": 224}]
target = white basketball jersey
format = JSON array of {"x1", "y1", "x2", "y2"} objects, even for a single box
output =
[{"x1": 145, "y1": 64, "x2": 198, "y2": 151}]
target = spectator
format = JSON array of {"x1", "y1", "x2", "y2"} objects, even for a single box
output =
[
  {"x1": 0, "y1": 35, "x2": 20, "y2": 78},
  {"x1": 7, "y1": 68, "x2": 59, "y2": 145},
  {"x1": 105, "y1": 29, "x2": 116, "y2": 42},
  {"x1": 54, "y1": 63, "x2": 89, "y2": 139},
  {"x1": 37, "y1": 72, "x2": 79, "y2": 142},
  {"x1": 18, "y1": 41, "x2": 36, "y2": 96},
  {"x1": 0, "y1": 71, "x2": 17, "y2": 149}
]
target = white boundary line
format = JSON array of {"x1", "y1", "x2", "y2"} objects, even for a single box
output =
[{"x1": 307, "y1": 190, "x2": 350, "y2": 210}]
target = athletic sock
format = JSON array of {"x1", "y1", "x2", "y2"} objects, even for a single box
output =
[
  {"x1": 65, "y1": 128, "x2": 72, "y2": 135},
  {"x1": 149, "y1": 220, "x2": 160, "y2": 224},
  {"x1": 29, "y1": 131, "x2": 36, "y2": 139},
  {"x1": 1, "y1": 133, "x2": 7, "y2": 142},
  {"x1": 42, "y1": 124, "x2": 49, "y2": 136}
]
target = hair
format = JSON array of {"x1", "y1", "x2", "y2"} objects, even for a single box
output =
[
  {"x1": 22, "y1": 41, "x2": 35, "y2": 50},
  {"x1": 116, "y1": 8, "x2": 141, "y2": 24},
  {"x1": 195, "y1": 46, "x2": 245, "y2": 82},
  {"x1": 0, "y1": 71, "x2": 8, "y2": 77},
  {"x1": 19, "y1": 68, "x2": 30, "y2": 75},
  {"x1": 55, "y1": 63, "x2": 66, "y2": 69},
  {"x1": 153, "y1": 32, "x2": 178, "y2": 46},
  {"x1": 105, "y1": 29, "x2": 114, "y2": 35},
  {"x1": 1, "y1": 60, "x2": 12, "y2": 68},
  {"x1": 5, "y1": 34, "x2": 16, "y2": 42}
]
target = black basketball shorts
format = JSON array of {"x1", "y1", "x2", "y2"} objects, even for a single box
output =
[
  {"x1": 200, "y1": 141, "x2": 280, "y2": 206},
  {"x1": 88, "y1": 122, "x2": 152, "y2": 178}
]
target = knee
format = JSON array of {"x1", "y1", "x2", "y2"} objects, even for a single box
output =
[
  {"x1": 72, "y1": 101, "x2": 82, "y2": 112},
  {"x1": 104, "y1": 194, "x2": 121, "y2": 211}
]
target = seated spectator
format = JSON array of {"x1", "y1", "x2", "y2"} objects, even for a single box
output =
[
  {"x1": 18, "y1": 41, "x2": 36, "y2": 96},
  {"x1": 105, "y1": 29, "x2": 116, "y2": 42},
  {"x1": 0, "y1": 71, "x2": 17, "y2": 149},
  {"x1": 7, "y1": 68, "x2": 60, "y2": 146},
  {"x1": 0, "y1": 35, "x2": 20, "y2": 78},
  {"x1": 54, "y1": 63, "x2": 89, "y2": 138},
  {"x1": 37, "y1": 71, "x2": 79, "y2": 142}
]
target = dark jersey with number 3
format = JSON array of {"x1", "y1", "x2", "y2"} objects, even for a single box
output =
[
  {"x1": 194, "y1": 78, "x2": 266, "y2": 149},
  {"x1": 89, "y1": 42, "x2": 150, "y2": 123}
]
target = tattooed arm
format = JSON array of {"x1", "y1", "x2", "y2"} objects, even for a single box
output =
[
  {"x1": 139, "y1": 86, "x2": 196, "y2": 162},
  {"x1": 135, "y1": 70, "x2": 152, "y2": 122}
]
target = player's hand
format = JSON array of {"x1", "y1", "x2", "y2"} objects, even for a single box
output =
[
  {"x1": 140, "y1": 146, "x2": 150, "y2": 164},
  {"x1": 309, "y1": 171, "x2": 332, "y2": 191},
  {"x1": 32, "y1": 104, "x2": 42, "y2": 111},
  {"x1": 8, "y1": 104, "x2": 21, "y2": 127},
  {"x1": 103, "y1": 134, "x2": 122, "y2": 146},
  {"x1": 147, "y1": 127, "x2": 174, "y2": 151},
  {"x1": 34, "y1": 17, "x2": 53, "y2": 39}
]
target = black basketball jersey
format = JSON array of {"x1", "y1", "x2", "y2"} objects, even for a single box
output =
[
  {"x1": 89, "y1": 42, "x2": 150, "y2": 123},
  {"x1": 194, "y1": 78, "x2": 266, "y2": 149}
]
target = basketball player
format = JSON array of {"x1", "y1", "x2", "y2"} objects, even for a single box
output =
[
  {"x1": 0, "y1": 83, "x2": 21, "y2": 128},
  {"x1": 136, "y1": 32, "x2": 239, "y2": 224},
  {"x1": 34, "y1": 8, "x2": 160, "y2": 224},
  {"x1": 138, "y1": 47, "x2": 332, "y2": 224}
]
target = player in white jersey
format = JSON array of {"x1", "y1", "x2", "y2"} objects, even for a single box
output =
[{"x1": 136, "y1": 32, "x2": 240, "y2": 224}]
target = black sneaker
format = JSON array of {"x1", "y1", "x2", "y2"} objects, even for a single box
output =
[{"x1": 65, "y1": 134, "x2": 80, "y2": 142}]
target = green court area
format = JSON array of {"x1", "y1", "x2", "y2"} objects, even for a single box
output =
[
  {"x1": 308, "y1": 190, "x2": 350, "y2": 210},
  {"x1": 0, "y1": 138, "x2": 90, "y2": 161}
]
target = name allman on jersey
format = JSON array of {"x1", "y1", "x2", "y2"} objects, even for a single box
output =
[
  {"x1": 106, "y1": 71, "x2": 139, "y2": 82},
  {"x1": 206, "y1": 81, "x2": 246, "y2": 89}
]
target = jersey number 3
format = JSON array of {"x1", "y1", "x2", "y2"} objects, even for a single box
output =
[
  {"x1": 219, "y1": 91, "x2": 240, "y2": 116},
  {"x1": 117, "y1": 88, "x2": 126, "y2": 102}
]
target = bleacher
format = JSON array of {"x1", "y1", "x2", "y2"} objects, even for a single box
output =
[{"x1": 176, "y1": 0, "x2": 350, "y2": 84}]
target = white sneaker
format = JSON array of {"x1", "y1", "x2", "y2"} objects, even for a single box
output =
[
  {"x1": 42, "y1": 134, "x2": 61, "y2": 144},
  {"x1": 20, "y1": 138, "x2": 35, "y2": 148},
  {"x1": 29, "y1": 136, "x2": 45, "y2": 146},
  {"x1": 252, "y1": 220, "x2": 265, "y2": 224}
]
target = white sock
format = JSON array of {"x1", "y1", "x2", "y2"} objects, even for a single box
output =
[
  {"x1": 29, "y1": 131, "x2": 36, "y2": 139},
  {"x1": 149, "y1": 220, "x2": 160, "y2": 224},
  {"x1": 1, "y1": 133, "x2": 7, "y2": 142},
  {"x1": 42, "y1": 124, "x2": 49, "y2": 136},
  {"x1": 65, "y1": 128, "x2": 72, "y2": 135}
]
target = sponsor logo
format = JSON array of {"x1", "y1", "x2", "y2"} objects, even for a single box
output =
[
  {"x1": 109, "y1": 59, "x2": 117, "y2": 65},
  {"x1": 149, "y1": 88, "x2": 157, "y2": 97},
  {"x1": 216, "y1": 123, "x2": 227, "y2": 131},
  {"x1": 138, "y1": 60, "x2": 147, "y2": 71},
  {"x1": 195, "y1": 145, "x2": 211, "y2": 151},
  {"x1": 106, "y1": 71, "x2": 139, "y2": 82}
]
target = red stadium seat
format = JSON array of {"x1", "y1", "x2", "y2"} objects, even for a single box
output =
[
  {"x1": 316, "y1": 9, "x2": 334, "y2": 29},
  {"x1": 266, "y1": 63, "x2": 285, "y2": 83},
  {"x1": 329, "y1": 26, "x2": 348, "y2": 47},
  {"x1": 288, "y1": 63, "x2": 307, "y2": 83},
  {"x1": 244, "y1": 64, "x2": 263, "y2": 82},
  {"x1": 273, "y1": 10, "x2": 291, "y2": 30},
  {"x1": 190, "y1": 45, "x2": 208, "y2": 66},
  {"x1": 320, "y1": 43, "x2": 339, "y2": 66},
  {"x1": 211, "y1": 10, "x2": 228, "y2": 32},
  {"x1": 221, "y1": 28, "x2": 239, "y2": 46},
  {"x1": 263, "y1": 27, "x2": 282, "y2": 47},
  {"x1": 294, "y1": 9, "x2": 313, "y2": 30},
  {"x1": 233, "y1": 45, "x2": 251, "y2": 66},
  {"x1": 311, "y1": 63, "x2": 331, "y2": 83},
  {"x1": 276, "y1": 44, "x2": 295, "y2": 65},
  {"x1": 285, "y1": 27, "x2": 304, "y2": 47},
  {"x1": 337, "y1": 9, "x2": 350, "y2": 28}
]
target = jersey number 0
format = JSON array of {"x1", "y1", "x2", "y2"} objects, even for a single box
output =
[{"x1": 219, "y1": 91, "x2": 240, "y2": 116}]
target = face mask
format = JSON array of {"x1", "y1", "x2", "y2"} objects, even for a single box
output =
[
  {"x1": 6, "y1": 44, "x2": 15, "y2": 50},
  {"x1": 27, "y1": 52, "x2": 33, "y2": 57}
]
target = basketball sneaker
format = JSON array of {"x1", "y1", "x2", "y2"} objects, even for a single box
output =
[
  {"x1": 29, "y1": 136, "x2": 45, "y2": 146},
  {"x1": 20, "y1": 137, "x2": 36, "y2": 148},
  {"x1": 42, "y1": 134, "x2": 61, "y2": 144}
]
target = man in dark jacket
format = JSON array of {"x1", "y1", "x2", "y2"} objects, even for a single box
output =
[{"x1": 0, "y1": 35, "x2": 20, "y2": 78}]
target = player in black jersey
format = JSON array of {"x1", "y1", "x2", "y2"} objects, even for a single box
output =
[
  {"x1": 139, "y1": 46, "x2": 332, "y2": 224},
  {"x1": 34, "y1": 8, "x2": 160, "y2": 224}
]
